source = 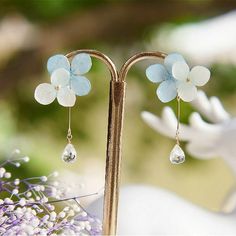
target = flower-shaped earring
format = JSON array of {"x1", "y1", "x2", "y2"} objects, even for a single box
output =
[
  {"x1": 34, "y1": 53, "x2": 92, "y2": 163},
  {"x1": 146, "y1": 53, "x2": 211, "y2": 164}
]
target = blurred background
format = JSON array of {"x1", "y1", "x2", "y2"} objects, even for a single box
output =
[{"x1": 0, "y1": 0, "x2": 236, "y2": 211}]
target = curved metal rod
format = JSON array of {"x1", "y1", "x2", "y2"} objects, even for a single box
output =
[
  {"x1": 107, "y1": 51, "x2": 170, "y2": 234},
  {"x1": 66, "y1": 49, "x2": 118, "y2": 82},
  {"x1": 119, "y1": 51, "x2": 167, "y2": 82},
  {"x1": 63, "y1": 50, "x2": 169, "y2": 235},
  {"x1": 66, "y1": 49, "x2": 124, "y2": 236}
]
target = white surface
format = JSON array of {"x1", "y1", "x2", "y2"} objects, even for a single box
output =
[{"x1": 87, "y1": 185, "x2": 236, "y2": 235}]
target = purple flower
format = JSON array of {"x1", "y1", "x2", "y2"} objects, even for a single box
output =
[{"x1": 0, "y1": 149, "x2": 102, "y2": 235}]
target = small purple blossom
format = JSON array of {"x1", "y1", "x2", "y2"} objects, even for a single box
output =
[{"x1": 0, "y1": 149, "x2": 102, "y2": 235}]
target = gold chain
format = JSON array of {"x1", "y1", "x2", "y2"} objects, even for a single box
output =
[
  {"x1": 175, "y1": 96, "x2": 181, "y2": 146},
  {"x1": 67, "y1": 107, "x2": 72, "y2": 143}
]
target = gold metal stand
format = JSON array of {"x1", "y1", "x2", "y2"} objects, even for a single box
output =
[{"x1": 66, "y1": 50, "x2": 167, "y2": 236}]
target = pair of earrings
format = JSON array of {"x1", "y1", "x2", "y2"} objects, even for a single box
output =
[
  {"x1": 34, "y1": 53, "x2": 93, "y2": 163},
  {"x1": 34, "y1": 52, "x2": 210, "y2": 165}
]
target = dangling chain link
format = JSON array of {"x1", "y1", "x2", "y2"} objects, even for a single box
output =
[
  {"x1": 175, "y1": 96, "x2": 181, "y2": 146},
  {"x1": 67, "y1": 107, "x2": 73, "y2": 143}
]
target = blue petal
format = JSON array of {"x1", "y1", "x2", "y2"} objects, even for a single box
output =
[
  {"x1": 164, "y1": 53, "x2": 186, "y2": 74},
  {"x1": 156, "y1": 80, "x2": 177, "y2": 103},
  {"x1": 146, "y1": 64, "x2": 168, "y2": 83},
  {"x1": 71, "y1": 53, "x2": 92, "y2": 75},
  {"x1": 71, "y1": 76, "x2": 91, "y2": 96},
  {"x1": 47, "y1": 54, "x2": 70, "y2": 74}
]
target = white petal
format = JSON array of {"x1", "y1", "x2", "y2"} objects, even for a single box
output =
[
  {"x1": 71, "y1": 53, "x2": 92, "y2": 75},
  {"x1": 189, "y1": 66, "x2": 211, "y2": 86},
  {"x1": 71, "y1": 76, "x2": 91, "y2": 96},
  {"x1": 47, "y1": 54, "x2": 70, "y2": 74},
  {"x1": 57, "y1": 87, "x2": 76, "y2": 107},
  {"x1": 146, "y1": 64, "x2": 167, "y2": 83},
  {"x1": 172, "y1": 61, "x2": 190, "y2": 81},
  {"x1": 177, "y1": 82, "x2": 197, "y2": 102},
  {"x1": 34, "y1": 83, "x2": 56, "y2": 105},
  {"x1": 51, "y1": 68, "x2": 70, "y2": 87},
  {"x1": 156, "y1": 80, "x2": 177, "y2": 103},
  {"x1": 164, "y1": 53, "x2": 186, "y2": 73}
]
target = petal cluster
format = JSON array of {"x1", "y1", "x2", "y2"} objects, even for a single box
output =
[
  {"x1": 146, "y1": 53, "x2": 211, "y2": 102},
  {"x1": 34, "y1": 53, "x2": 92, "y2": 107}
]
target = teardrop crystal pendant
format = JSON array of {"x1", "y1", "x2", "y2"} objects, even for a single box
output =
[
  {"x1": 169, "y1": 144, "x2": 185, "y2": 164},
  {"x1": 62, "y1": 143, "x2": 77, "y2": 163}
]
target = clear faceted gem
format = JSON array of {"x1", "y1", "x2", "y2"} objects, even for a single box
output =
[
  {"x1": 62, "y1": 143, "x2": 77, "y2": 163},
  {"x1": 169, "y1": 144, "x2": 185, "y2": 164}
]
